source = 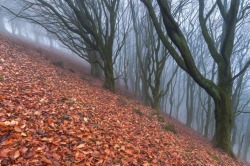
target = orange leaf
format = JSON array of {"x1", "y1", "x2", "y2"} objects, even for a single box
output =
[
  {"x1": 47, "y1": 119, "x2": 53, "y2": 124},
  {"x1": 52, "y1": 153, "x2": 61, "y2": 161},
  {"x1": 14, "y1": 126, "x2": 22, "y2": 132},
  {"x1": 0, "y1": 149, "x2": 10, "y2": 158},
  {"x1": 21, "y1": 132, "x2": 27, "y2": 137},
  {"x1": 12, "y1": 133, "x2": 22, "y2": 138},
  {"x1": 124, "y1": 150, "x2": 133, "y2": 155},
  {"x1": 42, "y1": 157, "x2": 52, "y2": 165},
  {"x1": 0, "y1": 95, "x2": 5, "y2": 100},
  {"x1": 0, "y1": 122, "x2": 6, "y2": 127},
  {"x1": 13, "y1": 150, "x2": 20, "y2": 159},
  {"x1": 120, "y1": 146, "x2": 125, "y2": 151},
  {"x1": 104, "y1": 149, "x2": 110, "y2": 155},
  {"x1": 77, "y1": 144, "x2": 85, "y2": 149},
  {"x1": 75, "y1": 151, "x2": 85, "y2": 158},
  {"x1": 41, "y1": 137, "x2": 54, "y2": 143},
  {"x1": 83, "y1": 132, "x2": 89, "y2": 137},
  {"x1": 5, "y1": 139, "x2": 15, "y2": 145}
]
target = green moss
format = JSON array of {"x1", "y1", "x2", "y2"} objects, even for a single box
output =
[
  {"x1": 117, "y1": 97, "x2": 126, "y2": 106},
  {"x1": 133, "y1": 109, "x2": 143, "y2": 116},
  {"x1": 163, "y1": 124, "x2": 177, "y2": 134},
  {"x1": 151, "y1": 111, "x2": 160, "y2": 116},
  {"x1": 62, "y1": 114, "x2": 70, "y2": 120},
  {"x1": 0, "y1": 76, "x2": 4, "y2": 81},
  {"x1": 206, "y1": 150, "x2": 223, "y2": 163},
  {"x1": 77, "y1": 104, "x2": 83, "y2": 108},
  {"x1": 157, "y1": 115, "x2": 165, "y2": 122},
  {"x1": 66, "y1": 98, "x2": 75, "y2": 105}
]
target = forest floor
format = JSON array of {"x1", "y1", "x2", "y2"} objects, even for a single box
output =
[{"x1": 0, "y1": 34, "x2": 248, "y2": 166}]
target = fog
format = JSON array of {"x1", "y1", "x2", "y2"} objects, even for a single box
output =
[{"x1": 1, "y1": 0, "x2": 250, "y2": 164}]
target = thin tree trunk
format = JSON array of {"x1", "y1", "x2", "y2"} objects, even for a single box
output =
[{"x1": 204, "y1": 96, "x2": 212, "y2": 137}]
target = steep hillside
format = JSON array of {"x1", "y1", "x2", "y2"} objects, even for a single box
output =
[{"x1": 0, "y1": 35, "x2": 247, "y2": 165}]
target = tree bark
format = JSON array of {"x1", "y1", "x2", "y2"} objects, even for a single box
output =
[
  {"x1": 213, "y1": 92, "x2": 233, "y2": 155},
  {"x1": 103, "y1": 56, "x2": 115, "y2": 92}
]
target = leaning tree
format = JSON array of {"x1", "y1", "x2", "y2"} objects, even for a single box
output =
[{"x1": 140, "y1": 0, "x2": 250, "y2": 156}]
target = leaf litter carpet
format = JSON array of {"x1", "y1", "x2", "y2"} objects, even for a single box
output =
[{"x1": 0, "y1": 35, "x2": 248, "y2": 165}]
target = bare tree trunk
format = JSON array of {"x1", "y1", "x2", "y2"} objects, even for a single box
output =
[
  {"x1": 186, "y1": 76, "x2": 194, "y2": 128},
  {"x1": 0, "y1": 15, "x2": 7, "y2": 33},
  {"x1": 204, "y1": 96, "x2": 212, "y2": 137},
  {"x1": 103, "y1": 55, "x2": 115, "y2": 92}
]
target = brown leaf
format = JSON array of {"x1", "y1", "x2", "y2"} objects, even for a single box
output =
[
  {"x1": 50, "y1": 159, "x2": 60, "y2": 166},
  {"x1": 23, "y1": 150, "x2": 35, "y2": 159},
  {"x1": 20, "y1": 147, "x2": 28, "y2": 154},
  {"x1": 1, "y1": 159, "x2": 8, "y2": 166},
  {"x1": 52, "y1": 153, "x2": 61, "y2": 161}
]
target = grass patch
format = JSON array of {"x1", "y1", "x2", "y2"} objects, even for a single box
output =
[
  {"x1": 52, "y1": 61, "x2": 64, "y2": 68},
  {"x1": 0, "y1": 76, "x2": 4, "y2": 81},
  {"x1": 163, "y1": 124, "x2": 177, "y2": 134},
  {"x1": 149, "y1": 111, "x2": 165, "y2": 122},
  {"x1": 69, "y1": 69, "x2": 75, "y2": 73},
  {"x1": 150, "y1": 111, "x2": 160, "y2": 116},
  {"x1": 157, "y1": 115, "x2": 165, "y2": 122},
  {"x1": 117, "y1": 97, "x2": 126, "y2": 106},
  {"x1": 62, "y1": 114, "x2": 70, "y2": 120},
  {"x1": 133, "y1": 109, "x2": 143, "y2": 116},
  {"x1": 206, "y1": 150, "x2": 223, "y2": 163}
]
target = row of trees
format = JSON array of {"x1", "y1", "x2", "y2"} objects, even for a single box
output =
[{"x1": 1, "y1": 0, "x2": 250, "y2": 161}]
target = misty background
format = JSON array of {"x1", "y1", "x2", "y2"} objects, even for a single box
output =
[{"x1": 0, "y1": 0, "x2": 249, "y2": 164}]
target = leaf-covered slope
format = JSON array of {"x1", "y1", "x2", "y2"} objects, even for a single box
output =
[{"x1": 0, "y1": 35, "x2": 247, "y2": 165}]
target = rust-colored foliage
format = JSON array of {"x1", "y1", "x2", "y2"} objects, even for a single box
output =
[{"x1": 0, "y1": 35, "x2": 247, "y2": 165}]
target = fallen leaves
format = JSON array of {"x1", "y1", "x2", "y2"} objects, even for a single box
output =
[
  {"x1": 0, "y1": 149, "x2": 10, "y2": 158},
  {"x1": 0, "y1": 35, "x2": 247, "y2": 166}
]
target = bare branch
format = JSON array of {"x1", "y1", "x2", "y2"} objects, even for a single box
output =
[
  {"x1": 232, "y1": 60, "x2": 250, "y2": 81},
  {"x1": 237, "y1": 5, "x2": 250, "y2": 21}
]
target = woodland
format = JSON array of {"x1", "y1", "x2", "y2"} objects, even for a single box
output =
[{"x1": 0, "y1": 0, "x2": 250, "y2": 165}]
